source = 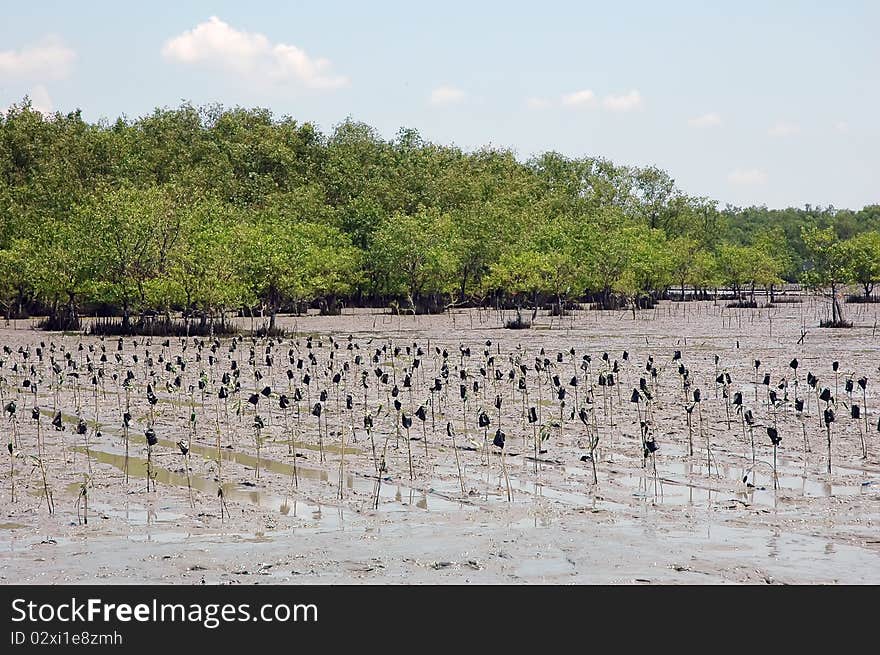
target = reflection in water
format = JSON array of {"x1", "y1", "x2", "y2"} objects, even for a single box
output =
[
  {"x1": 767, "y1": 531, "x2": 780, "y2": 559},
  {"x1": 72, "y1": 445, "x2": 344, "y2": 528}
]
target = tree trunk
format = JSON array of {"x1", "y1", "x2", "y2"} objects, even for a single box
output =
[
  {"x1": 831, "y1": 284, "x2": 842, "y2": 324},
  {"x1": 66, "y1": 294, "x2": 76, "y2": 331},
  {"x1": 320, "y1": 295, "x2": 342, "y2": 316}
]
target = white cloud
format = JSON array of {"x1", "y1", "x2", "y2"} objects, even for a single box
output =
[
  {"x1": 429, "y1": 85, "x2": 465, "y2": 106},
  {"x1": 28, "y1": 85, "x2": 53, "y2": 114},
  {"x1": 561, "y1": 89, "x2": 596, "y2": 107},
  {"x1": 768, "y1": 121, "x2": 800, "y2": 137},
  {"x1": 688, "y1": 112, "x2": 722, "y2": 128},
  {"x1": 162, "y1": 16, "x2": 348, "y2": 90},
  {"x1": 0, "y1": 36, "x2": 76, "y2": 80},
  {"x1": 526, "y1": 96, "x2": 552, "y2": 110},
  {"x1": 2, "y1": 85, "x2": 55, "y2": 116},
  {"x1": 602, "y1": 90, "x2": 642, "y2": 112},
  {"x1": 834, "y1": 121, "x2": 849, "y2": 133},
  {"x1": 728, "y1": 168, "x2": 768, "y2": 186}
]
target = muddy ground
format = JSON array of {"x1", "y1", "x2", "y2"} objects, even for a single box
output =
[{"x1": 0, "y1": 298, "x2": 878, "y2": 584}]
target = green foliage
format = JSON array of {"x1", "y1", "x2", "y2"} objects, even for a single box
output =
[
  {"x1": 614, "y1": 226, "x2": 672, "y2": 300},
  {"x1": 844, "y1": 231, "x2": 880, "y2": 297},
  {"x1": 0, "y1": 98, "x2": 877, "y2": 326},
  {"x1": 166, "y1": 200, "x2": 247, "y2": 317},
  {"x1": 371, "y1": 209, "x2": 458, "y2": 302},
  {"x1": 801, "y1": 226, "x2": 853, "y2": 290},
  {"x1": 801, "y1": 226, "x2": 853, "y2": 323}
]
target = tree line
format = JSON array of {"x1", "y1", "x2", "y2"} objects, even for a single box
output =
[{"x1": 1, "y1": 98, "x2": 878, "y2": 331}]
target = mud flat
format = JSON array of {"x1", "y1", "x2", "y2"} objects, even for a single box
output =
[{"x1": 0, "y1": 300, "x2": 878, "y2": 584}]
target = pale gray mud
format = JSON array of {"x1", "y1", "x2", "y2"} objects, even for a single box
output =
[{"x1": 0, "y1": 299, "x2": 878, "y2": 584}]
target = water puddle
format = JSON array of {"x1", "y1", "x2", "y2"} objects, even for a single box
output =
[
  {"x1": 432, "y1": 462, "x2": 615, "y2": 511},
  {"x1": 87, "y1": 500, "x2": 186, "y2": 526},
  {"x1": 662, "y1": 523, "x2": 880, "y2": 582},
  {"x1": 71, "y1": 439, "x2": 468, "y2": 519},
  {"x1": 42, "y1": 408, "x2": 359, "y2": 456}
]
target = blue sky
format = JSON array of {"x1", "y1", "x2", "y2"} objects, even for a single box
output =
[{"x1": 1, "y1": 0, "x2": 877, "y2": 209}]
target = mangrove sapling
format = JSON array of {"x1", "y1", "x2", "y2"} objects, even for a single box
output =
[
  {"x1": 29, "y1": 455, "x2": 54, "y2": 515},
  {"x1": 729, "y1": 395, "x2": 749, "y2": 453},
  {"x1": 415, "y1": 404, "x2": 428, "y2": 458},
  {"x1": 312, "y1": 401, "x2": 324, "y2": 463},
  {"x1": 217, "y1": 484, "x2": 230, "y2": 522},
  {"x1": 253, "y1": 415, "x2": 265, "y2": 480},
  {"x1": 459, "y1": 382, "x2": 471, "y2": 454},
  {"x1": 851, "y1": 404, "x2": 866, "y2": 459},
  {"x1": 478, "y1": 409, "x2": 491, "y2": 467},
  {"x1": 537, "y1": 422, "x2": 557, "y2": 460},
  {"x1": 767, "y1": 427, "x2": 781, "y2": 490},
  {"x1": 74, "y1": 473, "x2": 91, "y2": 525},
  {"x1": 75, "y1": 417, "x2": 93, "y2": 476},
  {"x1": 719, "y1": 376, "x2": 732, "y2": 431},
  {"x1": 806, "y1": 371, "x2": 818, "y2": 420},
  {"x1": 743, "y1": 408, "x2": 757, "y2": 472},
  {"x1": 364, "y1": 413, "x2": 378, "y2": 476},
  {"x1": 146, "y1": 383, "x2": 158, "y2": 425},
  {"x1": 769, "y1": 389, "x2": 781, "y2": 428},
  {"x1": 684, "y1": 402, "x2": 695, "y2": 457},
  {"x1": 642, "y1": 422, "x2": 661, "y2": 497},
  {"x1": 4, "y1": 400, "x2": 18, "y2": 450},
  {"x1": 7, "y1": 442, "x2": 14, "y2": 503},
  {"x1": 578, "y1": 407, "x2": 600, "y2": 484},
  {"x1": 754, "y1": 360, "x2": 761, "y2": 403},
  {"x1": 527, "y1": 405, "x2": 539, "y2": 473},
  {"x1": 795, "y1": 398, "x2": 810, "y2": 456},
  {"x1": 346, "y1": 392, "x2": 355, "y2": 443},
  {"x1": 858, "y1": 376, "x2": 869, "y2": 442},
  {"x1": 177, "y1": 439, "x2": 194, "y2": 509},
  {"x1": 401, "y1": 412, "x2": 414, "y2": 481},
  {"x1": 556, "y1": 386, "x2": 567, "y2": 426},
  {"x1": 429, "y1": 378, "x2": 440, "y2": 431},
  {"x1": 493, "y1": 429, "x2": 512, "y2": 501},
  {"x1": 218, "y1": 383, "x2": 231, "y2": 437},
  {"x1": 607, "y1": 373, "x2": 616, "y2": 427},
  {"x1": 145, "y1": 427, "x2": 158, "y2": 492},
  {"x1": 814, "y1": 380, "x2": 826, "y2": 430},
  {"x1": 824, "y1": 407, "x2": 835, "y2": 474},
  {"x1": 693, "y1": 389, "x2": 714, "y2": 477},
  {"x1": 630, "y1": 388, "x2": 643, "y2": 450},
  {"x1": 338, "y1": 423, "x2": 349, "y2": 500},
  {"x1": 713, "y1": 354, "x2": 720, "y2": 399},
  {"x1": 447, "y1": 421, "x2": 466, "y2": 495},
  {"x1": 31, "y1": 406, "x2": 42, "y2": 459},
  {"x1": 373, "y1": 433, "x2": 390, "y2": 511}
]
